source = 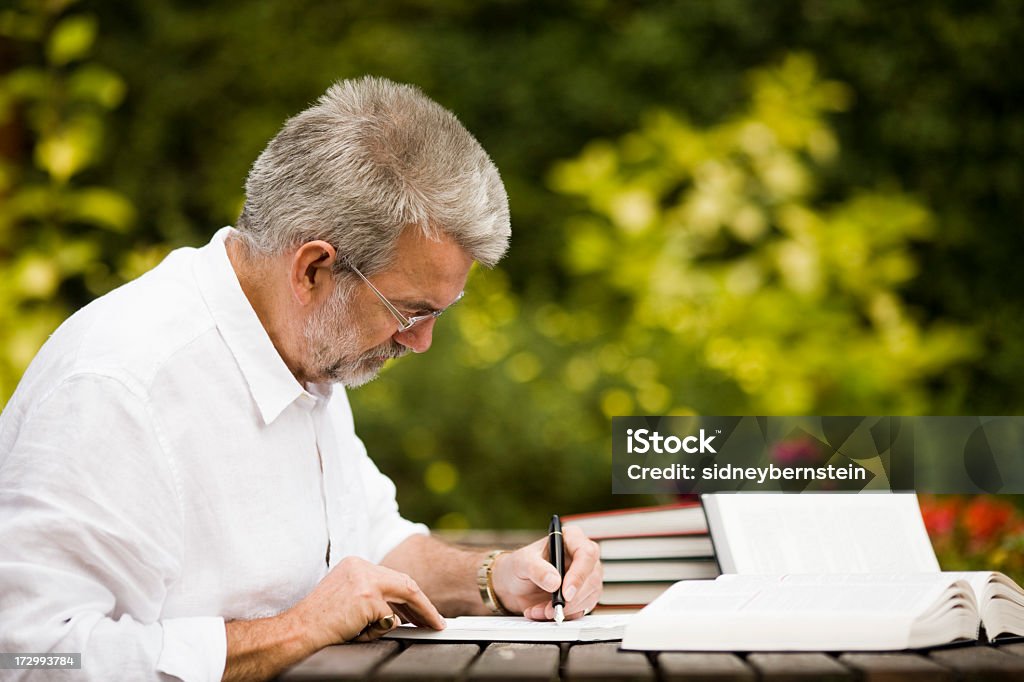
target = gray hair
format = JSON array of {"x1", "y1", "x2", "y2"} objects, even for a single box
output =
[{"x1": 235, "y1": 76, "x2": 510, "y2": 273}]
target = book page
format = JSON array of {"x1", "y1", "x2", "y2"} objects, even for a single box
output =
[
  {"x1": 703, "y1": 493, "x2": 939, "y2": 573},
  {"x1": 945, "y1": 571, "x2": 1024, "y2": 640},
  {"x1": 657, "y1": 575, "x2": 958, "y2": 616},
  {"x1": 384, "y1": 614, "x2": 630, "y2": 642},
  {"x1": 623, "y1": 574, "x2": 978, "y2": 651}
]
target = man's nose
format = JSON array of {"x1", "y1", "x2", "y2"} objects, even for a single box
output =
[{"x1": 394, "y1": 317, "x2": 435, "y2": 354}]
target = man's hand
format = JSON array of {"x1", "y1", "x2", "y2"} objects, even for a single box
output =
[
  {"x1": 489, "y1": 524, "x2": 602, "y2": 621},
  {"x1": 288, "y1": 556, "x2": 445, "y2": 649},
  {"x1": 223, "y1": 556, "x2": 445, "y2": 681}
]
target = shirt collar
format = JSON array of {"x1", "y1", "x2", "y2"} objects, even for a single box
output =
[{"x1": 193, "y1": 227, "x2": 315, "y2": 424}]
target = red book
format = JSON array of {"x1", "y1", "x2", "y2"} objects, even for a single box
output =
[{"x1": 562, "y1": 502, "x2": 707, "y2": 540}]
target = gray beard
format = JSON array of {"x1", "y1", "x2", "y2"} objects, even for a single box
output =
[{"x1": 303, "y1": 290, "x2": 408, "y2": 387}]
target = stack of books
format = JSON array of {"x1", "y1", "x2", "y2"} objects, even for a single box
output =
[{"x1": 563, "y1": 501, "x2": 719, "y2": 608}]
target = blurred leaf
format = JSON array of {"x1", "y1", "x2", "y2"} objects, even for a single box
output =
[
  {"x1": 68, "y1": 65, "x2": 126, "y2": 109},
  {"x1": 0, "y1": 8, "x2": 46, "y2": 41},
  {"x1": 4, "y1": 68, "x2": 51, "y2": 100},
  {"x1": 34, "y1": 117, "x2": 100, "y2": 183},
  {"x1": 47, "y1": 14, "x2": 97, "y2": 66},
  {"x1": 67, "y1": 187, "x2": 135, "y2": 231},
  {"x1": 13, "y1": 252, "x2": 60, "y2": 298}
]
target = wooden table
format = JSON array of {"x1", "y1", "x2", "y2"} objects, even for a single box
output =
[
  {"x1": 280, "y1": 640, "x2": 1024, "y2": 681},
  {"x1": 278, "y1": 532, "x2": 1024, "y2": 680}
]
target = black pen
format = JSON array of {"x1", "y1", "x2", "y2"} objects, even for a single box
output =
[{"x1": 548, "y1": 514, "x2": 566, "y2": 624}]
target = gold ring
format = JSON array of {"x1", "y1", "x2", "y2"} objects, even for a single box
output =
[{"x1": 375, "y1": 614, "x2": 397, "y2": 630}]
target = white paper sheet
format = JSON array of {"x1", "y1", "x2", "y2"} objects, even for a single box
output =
[{"x1": 383, "y1": 614, "x2": 631, "y2": 642}]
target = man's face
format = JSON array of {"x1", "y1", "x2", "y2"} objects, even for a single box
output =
[
  {"x1": 302, "y1": 281, "x2": 405, "y2": 387},
  {"x1": 302, "y1": 229, "x2": 473, "y2": 387}
]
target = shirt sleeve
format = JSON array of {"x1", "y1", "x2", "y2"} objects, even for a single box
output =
[
  {"x1": 0, "y1": 373, "x2": 226, "y2": 682},
  {"x1": 351, "y1": 435, "x2": 429, "y2": 564},
  {"x1": 324, "y1": 387, "x2": 428, "y2": 564}
]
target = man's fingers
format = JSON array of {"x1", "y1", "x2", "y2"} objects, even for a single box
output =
[
  {"x1": 390, "y1": 603, "x2": 423, "y2": 629},
  {"x1": 522, "y1": 599, "x2": 553, "y2": 621},
  {"x1": 351, "y1": 611, "x2": 399, "y2": 642},
  {"x1": 512, "y1": 540, "x2": 563, "y2": 593},
  {"x1": 564, "y1": 566, "x2": 603, "y2": 614},
  {"x1": 563, "y1": 607, "x2": 593, "y2": 621},
  {"x1": 375, "y1": 613, "x2": 399, "y2": 631},
  {"x1": 529, "y1": 558, "x2": 563, "y2": 593},
  {"x1": 378, "y1": 571, "x2": 446, "y2": 630},
  {"x1": 559, "y1": 525, "x2": 601, "y2": 601},
  {"x1": 517, "y1": 526, "x2": 602, "y2": 622}
]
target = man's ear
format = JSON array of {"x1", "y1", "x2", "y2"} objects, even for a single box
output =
[{"x1": 289, "y1": 240, "x2": 338, "y2": 305}]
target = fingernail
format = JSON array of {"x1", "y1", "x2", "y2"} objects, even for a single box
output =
[
  {"x1": 544, "y1": 575, "x2": 561, "y2": 591},
  {"x1": 566, "y1": 585, "x2": 577, "y2": 601}
]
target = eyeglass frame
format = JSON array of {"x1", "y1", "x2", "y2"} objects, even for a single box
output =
[{"x1": 343, "y1": 259, "x2": 465, "y2": 333}]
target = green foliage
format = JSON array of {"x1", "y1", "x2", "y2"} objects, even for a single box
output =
[
  {"x1": 353, "y1": 265, "x2": 626, "y2": 529},
  {"x1": 3, "y1": 1, "x2": 1023, "y2": 529},
  {"x1": 0, "y1": 0, "x2": 151, "y2": 401},
  {"x1": 0, "y1": 1, "x2": 136, "y2": 399},
  {"x1": 353, "y1": 56, "x2": 979, "y2": 529},
  {"x1": 548, "y1": 55, "x2": 978, "y2": 415}
]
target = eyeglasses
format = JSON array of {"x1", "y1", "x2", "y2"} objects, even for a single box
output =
[{"x1": 345, "y1": 260, "x2": 465, "y2": 333}]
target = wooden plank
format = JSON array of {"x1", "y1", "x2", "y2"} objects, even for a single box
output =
[
  {"x1": 657, "y1": 652, "x2": 755, "y2": 681},
  {"x1": 929, "y1": 645, "x2": 1024, "y2": 681},
  {"x1": 435, "y1": 529, "x2": 538, "y2": 549},
  {"x1": 375, "y1": 643, "x2": 480, "y2": 681},
  {"x1": 466, "y1": 643, "x2": 560, "y2": 681},
  {"x1": 839, "y1": 652, "x2": 953, "y2": 682},
  {"x1": 745, "y1": 653, "x2": 853, "y2": 681},
  {"x1": 279, "y1": 641, "x2": 400, "y2": 680},
  {"x1": 565, "y1": 642, "x2": 654, "y2": 681}
]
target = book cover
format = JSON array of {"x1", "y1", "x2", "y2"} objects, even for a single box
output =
[
  {"x1": 599, "y1": 534, "x2": 715, "y2": 560},
  {"x1": 563, "y1": 502, "x2": 707, "y2": 539}
]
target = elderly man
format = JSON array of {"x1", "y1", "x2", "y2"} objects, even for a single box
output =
[{"x1": 0, "y1": 77, "x2": 602, "y2": 681}]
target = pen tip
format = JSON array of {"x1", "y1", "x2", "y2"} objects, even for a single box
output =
[{"x1": 554, "y1": 605, "x2": 564, "y2": 624}]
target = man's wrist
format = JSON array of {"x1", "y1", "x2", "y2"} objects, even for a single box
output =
[
  {"x1": 223, "y1": 609, "x2": 318, "y2": 682},
  {"x1": 282, "y1": 602, "x2": 321, "y2": 655},
  {"x1": 477, "y1": 550, "x2": 515, "y2": 615}
]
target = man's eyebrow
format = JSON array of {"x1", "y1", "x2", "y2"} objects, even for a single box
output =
[{"x1": 394, "y1": 298, "x2": 440, "y2": 313}]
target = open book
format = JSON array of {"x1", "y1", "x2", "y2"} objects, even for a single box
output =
[
  {"x1": 621, "y1": 572, "x2": 1024, "y2": 651},
  {"x1": 702, "y1": 493, "x2": 940, "y2": 573}
]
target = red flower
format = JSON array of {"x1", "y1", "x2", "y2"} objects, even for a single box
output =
[
  {"x1": 963, "y1": 497, "x2": 1017, "y2": 548},
  {"x1": 919, "y1": 495, "x2": 961, "y2": 538}
]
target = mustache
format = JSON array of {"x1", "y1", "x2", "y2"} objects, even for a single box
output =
[{"x1": 363, "y1": 341, "x2": 409, "y2": 363}]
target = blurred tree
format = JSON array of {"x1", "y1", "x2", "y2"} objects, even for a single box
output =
[
  {"x1": 0, "y1": 0, "x2": 157, "y2": 401},
  {"x1": 4, "y1": 0, "x2": 1022, "y2": 528},
  {"x1": 352, "y1": 55, "x2": 978, "y2": 528},
  {"x1": 548, "y1": 54, "x2": 978, "y2": 416},
  {"x1": 83, "y1": 0, "x2": 1023, "y2": 417}
]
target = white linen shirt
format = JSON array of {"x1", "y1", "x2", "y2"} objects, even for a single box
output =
[{"x1": 0, "y1": 227, "x2": 427, "y2": 681}]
